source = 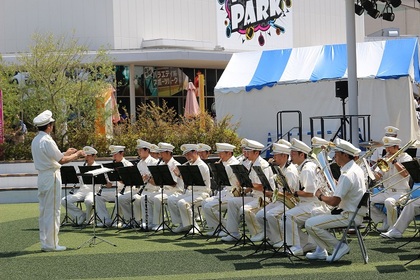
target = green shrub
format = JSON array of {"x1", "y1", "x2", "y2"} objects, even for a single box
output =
[{"x1": 0, "y1": 102, "x2": 242, "y2": 160}]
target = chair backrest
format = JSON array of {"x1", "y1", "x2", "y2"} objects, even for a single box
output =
[{"x1": 358, "y1": 192, "x2": 370, "y2": 208}]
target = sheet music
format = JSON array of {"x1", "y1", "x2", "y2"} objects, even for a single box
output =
[{"x1": 85, "y1": 167, "x2": 113, "y2": 176}]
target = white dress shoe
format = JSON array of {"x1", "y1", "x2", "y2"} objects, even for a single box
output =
[
  {"x1": 326, "y1": 243, "x2": 350, "y2": 262},
  {"x1": 221, "y1": 233, "x2": 240, "y2": 242},
  {"x1": 250, "y1": 232, "x2": 264, "y2": 242},
  {"x1": 306, "y1": 249, "x2": 328, "y2": 260},
  {"x1": 42, "y1": 245, "x2": 66, "y2": 252},
  {"x1": 288, "y1": 246, "x2": 304, "y2": 256},
  {"x1": 173, "y1": 225, "x2": 190, "y2": 233},
  {"x1": 381, "y1": 228, "x2": 402, "y2": 239}
]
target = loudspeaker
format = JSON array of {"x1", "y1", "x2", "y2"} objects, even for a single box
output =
[{"x1": 335, "y1": 81, "x2": 348, "y2": 99}]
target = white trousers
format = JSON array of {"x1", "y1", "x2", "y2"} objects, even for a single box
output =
[
  {"x1": 392, "y1": 198, "x2": 420, "y2": 233},
  {"x1": 255, "y1": 201, "x2": 287, "y2": 244},
  {"x1": 61, "y1": 189, "x2": 90, "y2": 222},
  {"x1": 370, "y1": 191, "x2": 404, "y2": 227},
  {"x1": 281, "y1": 202, "x2": 315, "y2": 248},
  {"x1": 167, "y1": 191, "x2": 209, "y2": 227},
  {"x1": 305, "y1": 212, "x2": 362, "y2": 251},
  {"x1": 202, "y1": 195, "x2": 231, "y2": 230},
  {"x1": 225, "y1": 196, "x2": 256, "y2": 235},
  {"x1": 38, "y1": 169, "x2": 61, "y2": 250}
]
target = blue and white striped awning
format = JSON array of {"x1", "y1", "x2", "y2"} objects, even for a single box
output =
[{"x1": 215, "y1": 38, "x2": 420, "y2": 93}]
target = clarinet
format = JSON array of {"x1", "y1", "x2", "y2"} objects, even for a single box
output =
[
  {"x1": 69, "y1": 184, "x2": 76, "y2": 195},
  {"x1": 144, "y1": 194, "x2": 148, "y2": 230}
]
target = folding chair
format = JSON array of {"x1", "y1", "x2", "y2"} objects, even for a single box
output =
[{"x1": 330, "y1": 192, "x2": 370, "y2": 263}]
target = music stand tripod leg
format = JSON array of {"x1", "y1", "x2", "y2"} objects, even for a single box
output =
[
  {"x1": 228, "y1": 189, "x2": 255, "y2": 249},
  {"x1": 207, "y1": 187, "x2": 230, "y2": 240},
  {"x1": 78, "y1": 178, "x2": 117, "y2": 249},
  {"x1": 247, "y1": 192, "x2": 275, "y2": 256},
  {"x1": 150, "y1": 186, "x2": 173, "y2": 235},
  {"x1": 61, "y1": 184, "x2": 75, "y2": 226},
  {"x1": 182, "y1": 185, "x2": 203, "y2": 238},
  {"x1": 260, "y1": 188, "x2": 301, "y2": 263}
]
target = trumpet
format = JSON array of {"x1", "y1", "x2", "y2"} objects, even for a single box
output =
[{"x1": 376, "y1": 140, "x2": 417, "y2": 172}]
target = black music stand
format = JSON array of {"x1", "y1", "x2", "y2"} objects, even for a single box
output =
[
  {"x1": 261, "y1": 164, "x2": 300, "y2": 263},
  {"x1": 398, "y1": 159, "x2": 420, "y2": 265},
  {"x1": 77, "y1": 167, "x2": 116, "y2": 249},
  {"x1": 247, "y1": 165, "x2": 275, "y2": 256},
  {"x1": 102, "y1": 162, "x2": 125, "y2": 227},
  {"x1": 229, "y1": 164, "x2": 255, "y2": 248},
  {"x1": 78, "y1": 165, "x2": 103, "y2": 226},
  {"x1": 60, "y1": 166, "x2": 80, "y2": 226},
  {"x1": 177, "y1": 164, "x2": 206, "y2": 237},
  {"x1": 204, "y1": 158, "x2": 220, "y2": 196},
  {"x1": 147, "y1": 165, "x2": 177, "y2": 234},
  {"x1": 116, "y1": 166, "x2": 145, "y2": 230},
  {"x1": 206, "y1": 162, "x2": 232, "y2": 240}
]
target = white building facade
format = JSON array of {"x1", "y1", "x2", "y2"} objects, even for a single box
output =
[{"x1": 0, "y1": 0, "x2": 418, "y2": 117}]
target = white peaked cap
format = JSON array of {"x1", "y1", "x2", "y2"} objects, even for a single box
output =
[
  {"x1": 276, "y1": 139, "x2": 291, "y2": 147},
  {"x1": 109, "y1": 145, "x2": 125, "y2": 155},
  {"x1": 83, "y1": 146, "x2": 97, "y2": 155},
  {"x1": 149, "y1": 144, "x2": 159, "y2": 153},
  {"x1": 311, "y1": 136, "x2": 330, "y2": 147},
  {"x1": 382, "y1": 136, "x2": 401, "y2": 147},
  {"x1": 197, "y1": 143, "x2": 211, "y2": 152},
  {"x1": 180, "y1": 144, "x2": 199, "y2": 155},
  {"x1": 136, "y1": 139, "x2": 152, "y2": 149},
  {"x1": 215, "y1": 143, "x2": 235, "y2": 153},
  {"x1": 158, "y1": 142, "x2": 175, "y2": 152},
  {"x1": 384, "y1": 126, "x2": 399, "y2": 137},
  {"x1": 333, "y1": 138, "x2": 361, "y2": 157},
  {"x1": 272, "y1": 143, "x2": 291, "y2": 155},
  {"x1": 290, "y1": 138, "x2": 311, "y2": 154},
  {"x1": 240, "y1": 138, "x2": 264, "y2": 151},
  {"x1": 33, "y1": 110, "x2": 55, "y2": 127}
]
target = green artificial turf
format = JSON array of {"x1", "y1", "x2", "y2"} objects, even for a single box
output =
[{"x1": 1, "y1": 203, "x2": 420, "y2": 280}]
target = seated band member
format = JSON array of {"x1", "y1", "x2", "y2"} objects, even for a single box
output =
[
  {"x1": 280, "y1": 138, "x2": 321, "y2": 256},
  {"x1": 197, "y1": 143, "x2": 212, "y2": 160},
  {"x1": 370, "y1": 136, "x2": 412, "y2": 232},
  {"x1": 381, "y1": 191, "x2": 420, "y2": 239},
  {"x1": 254, "y1": 142, "x2": 299, "y2": 245},
  {"x1": 305, "y1": 138, "x2": 366, "y2": 262},
  {"x1": 149, "y1": 144, "x2": 161, "y2": 160},
  {"x1": 61, "y1": 146, "x2": 99, "y2": 225},
  {"x1": 120, "y1": 139, "x2": 158, "y2": 228},
  {"x1": 168, "y1": 144, "x2": 211, "y2": 234},
  {"x1": 95, "y1": 145, "x2": 133, "y2": 227},
  {"x1": 149, "y1": 142, "x2": 184, "y2": 231},
  {"x1": 202, "y1": 143, "x2": 240, "y2": 236},
  {"x1": 221, "y1": 138, "x2": 275, "y2": 242}
]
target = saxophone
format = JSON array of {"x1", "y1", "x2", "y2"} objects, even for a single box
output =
[{"x1": 271, "y1": 174, "x2": 299, "y2": 209}]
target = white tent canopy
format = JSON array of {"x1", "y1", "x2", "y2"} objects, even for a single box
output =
[{"x1": 215, "y1": 38, "x2": 420, "y2": 147}]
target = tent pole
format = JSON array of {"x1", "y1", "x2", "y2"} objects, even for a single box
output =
[{"x1": 345, "y1": 0, "x2": 360, "y2": 146}]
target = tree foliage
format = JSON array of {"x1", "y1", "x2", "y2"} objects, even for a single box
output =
[{"x1": 0, "y1": 32, "x2": 114, "y2": 148}]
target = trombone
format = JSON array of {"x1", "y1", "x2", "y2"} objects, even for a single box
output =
[
  {"x1": 376, "y1": 139, "x2": 417, "y2": 172},
  {"x1": 396, "y1": 185, "x2": 420, "y2": 207}
]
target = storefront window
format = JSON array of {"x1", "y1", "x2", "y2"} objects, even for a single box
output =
[{"x1": 114, "y1": 65, "x2": 223, "y2": 119}]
